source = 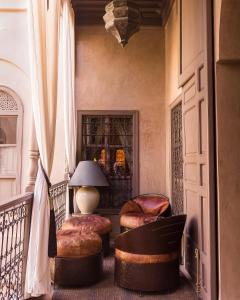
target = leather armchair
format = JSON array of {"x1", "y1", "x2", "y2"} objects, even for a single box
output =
[
  {"x1": 120, "y1": 194, "x2": 171, "y2": 231},
  {"x1": 115, "y1": 214, "x2": 186, "y2": 292}
]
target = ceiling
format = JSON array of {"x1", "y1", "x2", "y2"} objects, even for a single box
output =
[{"x1": 71, "y1": 0, "x2": 174, "y2": 26}]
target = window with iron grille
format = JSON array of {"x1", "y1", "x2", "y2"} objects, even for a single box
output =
[
  {"x1": 171, "y1": 102, "x2": 184, "y2": 215},
  {"x1": 77, "y1": 111, "x2": 139, "y2": 212}
]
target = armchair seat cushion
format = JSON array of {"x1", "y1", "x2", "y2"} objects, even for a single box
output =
[
  {"x1": 120, "y1": 194, "x2": 171, "y2": 230},
  {"x1": 62, "y1": 215, "x2": 112, "y2": 235},
  {"x1": 57, "y1": 229, "x2": 102, "y2": 257},
  {"x1": 120, "y1": 212, "x2": 156, "y2": 229}
]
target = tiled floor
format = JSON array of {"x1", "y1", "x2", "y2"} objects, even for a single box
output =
[{"x1": 52, "y1": 255, "x2": 197, "y2": 300}]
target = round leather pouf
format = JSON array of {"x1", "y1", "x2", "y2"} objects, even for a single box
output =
[
  {"x1": 62, "y1": 215, "x2": 112, "y2": 255},
  {"x1": 54, "y1": 253, "x2": 103, "y2": 287},
  {"x1": 62, "y1": 215, "x2": 112, "y2": 235},
  {"x1": 55, "y1": 229, "x2": 103, "y2": 287},
  {"x1": 57, "y1": 229, "x2": 102, "y2": 257}
]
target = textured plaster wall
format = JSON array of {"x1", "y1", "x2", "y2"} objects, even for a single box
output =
[
  {"x1": 214, "y1": 0, "x2": 221, "y2": 61},
  {"x1": 218, "y1": 0, "x2": 240, "y2": 61},
  {"x1": 215, "y1": 64, "x2": 240, "y2": 300},
  {"x1": 164, "y1": 1, "x2": 182, "y2": 197},
  {"x1": 215, "y1": 1, "x2": 240, "y2": 298},
  {"x1": 0, "y1": 0, "x2": 32, "y2": 200},
  {"x1": 214, "y1": 0, "x2": 240, "y2": 62},
  {"x1": 165, "y1": 1, "x2": 182, "y2": 105},
  {"x1": 75, "y1": 26, "x2": 166, "y2": 194}
]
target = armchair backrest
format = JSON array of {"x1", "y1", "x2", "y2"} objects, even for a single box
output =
[
  {"x1": 133, "y1": 194, "x2": 170, "y2": 216},
  {"x1": 115, "y1": 214, "x2": 186, "y2": 255},
  {"x1": 120, "y1": 193, "x2": 171, "y2": 217}
]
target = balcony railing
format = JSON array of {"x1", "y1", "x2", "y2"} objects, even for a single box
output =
[
  {"x1": 0, "y1": 193, "x2": 33, "y2": 300},
  {"x1": 0, "y1": 181, "x2": 68, "y2": 300},
  {"x1": 49, "y1": 180, "x2": 68, "y2": 231}
]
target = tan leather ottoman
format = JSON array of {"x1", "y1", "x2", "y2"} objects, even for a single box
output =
[
  {"x1": 53, "y1": 229, "x2": 103, "y2": 287},
  {"x1": 62, "y1": 215, "x2": 112, "y2": 255}
]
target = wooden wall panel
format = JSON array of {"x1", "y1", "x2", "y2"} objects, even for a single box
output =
[
  {"x1": 180, "y1": 0, "x2": 204, "y2": 82},
  {"x1": 185, "y1": 163, "x2": 197, "y2": 184},
  {"x1": 184, "y1": 106, "x2": 198, "y2": 155},
  {"x1": 179, "y1": 1, "x2": 216, "y2": 299},
  {"x1": 184, "y1": 83, "x2": 196, "y2": 104},
  {"x1": 199, "y1": 99, "x2": 207, "y2": 154},
  {"x1": 0, "y1": 147, "x2": 17, "y2": 174},
  {"x1": 182, "y1": 70, "x2": 209, "y2": 298}
]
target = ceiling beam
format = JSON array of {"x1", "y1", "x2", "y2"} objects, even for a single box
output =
[{"x1": 72, "y1": 0, "x2": 169, "y2": 27}]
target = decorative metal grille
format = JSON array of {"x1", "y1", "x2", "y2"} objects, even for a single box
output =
[
  {"x1": 171, "y1": 102, "x2": 184, "y2": 215},
  {"x1": 0, "y1": 194, "x2": 33, "y2": 300},
  {"x1": 49, "y1": 181, "x2": 68, "y2": 230},
  {"x1": 81, "y1": 114, "x2": 135, "y2": 210},
  {"x1": 0, "y1": 90, "x2": 18, "y2": 111}
]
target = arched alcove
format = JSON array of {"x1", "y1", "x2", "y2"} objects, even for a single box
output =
[{"x1": 0, "y1": 86, "x2": 23, "y2": 200}]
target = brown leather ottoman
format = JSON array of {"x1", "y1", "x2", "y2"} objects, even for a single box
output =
[
  {"x1": 54, "y1": 229, "x2": 103, "y2": 287},
  {"x1": 62, "y1": 215, "x2": 112, "y2": 255}
]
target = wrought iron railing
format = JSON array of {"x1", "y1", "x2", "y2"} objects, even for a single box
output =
[
  {"x1": 0, "y1": 193, "x2": 33, "y2": 300},
  {"x1": 49, "y1": 181, "x2": 68, "y2": 231}
]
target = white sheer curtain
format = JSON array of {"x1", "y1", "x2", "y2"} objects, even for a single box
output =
[
  {"x1": 25, "y1": 0, "x2": 61, "y2": 297},
  {"x1": 59, "y1": 0, "x2": 76, "y2": 217}
]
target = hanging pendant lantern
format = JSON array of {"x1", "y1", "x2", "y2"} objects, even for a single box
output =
[{"x1": 103, "y1": 0, "x2": 141, "y2": 47}]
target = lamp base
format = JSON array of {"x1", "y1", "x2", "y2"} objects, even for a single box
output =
[{"x1": 76, "y1": 186, "x2": 100, "y2": 215}]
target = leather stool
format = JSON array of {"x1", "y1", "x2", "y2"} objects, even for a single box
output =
[
  {"x1": 62, "y1": 215, "x2": 112, "y2": 255},
  {"x1": 53, "y1": 229, "x2": 103, "y2": 287}
]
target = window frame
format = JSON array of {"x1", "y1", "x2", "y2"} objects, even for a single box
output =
[
  {"x1": 0, "y1": 86, "x2": 23, "y2": 195},
  {"x1": 77, "y1": 110, "x2": 139, "y2": 210}
]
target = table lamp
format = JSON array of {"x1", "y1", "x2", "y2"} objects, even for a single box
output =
[{"x1": 69, "y1": 160, "x2": 109, "y2": 214}]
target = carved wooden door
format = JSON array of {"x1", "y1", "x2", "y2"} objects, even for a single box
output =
[
  {"x1": 0, "y1": 88, "x2": 22, "y2": 203},
  {"x1": 179, "y1": 1, "x2": 216, "y2": 299}
]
